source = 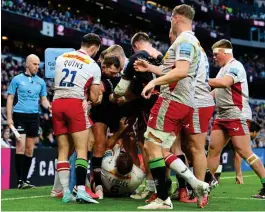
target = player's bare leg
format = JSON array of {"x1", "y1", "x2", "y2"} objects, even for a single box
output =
[
  {"x1": 187, "y1": 133, "x2": 207, "y2": 181},
  {"x1": 234, "y1": 151, "x2": 244, "y2": 184},
  {"x1": 91, "y1": 122, "x2": 107, "y2": 199},
  {"x1": 207, "y1": 130, "x2": 229, "y2": 174},
  {"x1": 231, "y1": 135, "x2": 265, "y2": 198}
]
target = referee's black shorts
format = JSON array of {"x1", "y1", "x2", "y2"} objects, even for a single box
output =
[{"x1": 13, "y1": 112, "x2": 40, "y2": 137}]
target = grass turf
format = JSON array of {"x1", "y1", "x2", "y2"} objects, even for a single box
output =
[{"x1": 1, "y1": 171, "x2": 265, "y2": 211}]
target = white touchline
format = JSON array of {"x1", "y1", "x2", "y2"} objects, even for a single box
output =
[{"x1": 2, "y1": 195, "x2": 49, "y2": 201}]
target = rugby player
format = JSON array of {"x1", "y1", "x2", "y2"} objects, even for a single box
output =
[
  {"x1": 52, "y1": 33, "x2": 101, "y2": 203},
  {"x1": 138, "y1": 5, "x2": 210, "y2": 209},
  {"x1": 207, "y1": 39, "x2": 265, "y2": 199}
]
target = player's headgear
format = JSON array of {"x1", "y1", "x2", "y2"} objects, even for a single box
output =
[{"x1": 116, "y1": 152, "x2": 133, "y2": 176}]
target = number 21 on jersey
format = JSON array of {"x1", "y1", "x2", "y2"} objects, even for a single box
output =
[{"x1": 59, "y1": 68, "x2": 77, "y2": 87}]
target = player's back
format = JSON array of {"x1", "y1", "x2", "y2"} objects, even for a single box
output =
[
  {"x1": 194, "y1": 50, "x2": 215, "y2": 108},
  {"x1": 53, "y1": 50, "x2": 100, "y2": 100}
]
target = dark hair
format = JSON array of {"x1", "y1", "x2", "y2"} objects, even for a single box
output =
[
  {"x1": 102, "y1": 55, "x2": 120, "y2": 69},
  {"x1": 250, "y1": 121, "x2": 261, "y2": 133},
  {"x1": 81, "y1": 33, "x2": 101, "y2": 47},
  {"x1": 131, "y1": 32, "x2": 150, "y2": 48},
  {"x1": 116, "y1": 152, "x2": 133, "y2": 175}
]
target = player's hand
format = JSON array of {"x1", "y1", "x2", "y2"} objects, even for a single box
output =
[
  {"x1": 117, "y1": 96, "x2": 126, "y2": 105},
  {"x1": 134, "y1": 59, "x2": 150, "y2": 72},
  {"x1": 48, "y1": 105, "x2": 52, "y2": 113},
  {"x1": 7, "y1": 118, "x2": 14, "y2": 127},
  {"x1": 94, "y1": 91, "x2": 103, "y2": 105},
  {"x1": 109, "y1": 93, "x2": 118, "y2": 103},
  {"x1": 142, "y1": 81, "x2": 155, "y2": 99},
  {"x1": 119, "y1": 118, "x2": 129, "y2": 131}
]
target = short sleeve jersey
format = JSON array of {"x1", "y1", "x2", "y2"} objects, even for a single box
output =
[
  {"x1": 7, "y1": 73, "x2": 47, "y2": 113},
  {"x1": 160, "y1": 31, "x2": 202, "y2": 108},
  {"x1": 101, "y1": 145, "x2": 145, "y2": 195},
  {"x1": 53, "y1": 50, "x2": 101, "y2": 100},
  {"x1": 215, "y1": 59, "x2": 252, "y2": 120},
  {"x1": 194, "y1": 50, "x2": 215, "y2": 108}
]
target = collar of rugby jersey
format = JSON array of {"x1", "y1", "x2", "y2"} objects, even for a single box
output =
[
  {"x1": 178, "y1": 30, "x2": 194, "y2": 37},
  {"x1": 77, "y1": 49, "x2": 88, "y2": 56},
  {"x1": 223, "y1": 58, "x2": 235, "y2": 68}
]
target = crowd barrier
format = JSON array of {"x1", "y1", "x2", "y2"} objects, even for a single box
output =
[{"x1": 1, "y1": 148, "x2": 265, "y2": 190}]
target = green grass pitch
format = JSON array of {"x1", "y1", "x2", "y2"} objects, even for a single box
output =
[{"x1": 2, "y1": 171, "x2": 265, "y2": 211}]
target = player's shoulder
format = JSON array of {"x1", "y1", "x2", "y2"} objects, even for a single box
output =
[
  {"x1": 13, "y1": 73, "x2": 24, "y2": 79},
  {"x1": 132, "y1": 50, "x2": 150, "y2": 60},
  {"x1": 35, "y1": 75, "x2": 45, "y2": 84},
  {"x1": 229, "y1": 59, "x2": 245, "y2": 71},
  {"x1": 175, "y1": 31, "x2": 199, "y2": 46}
]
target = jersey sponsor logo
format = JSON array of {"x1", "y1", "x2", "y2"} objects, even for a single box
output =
[
  {"x1": 179, "y1": 42, "x2": 192, "y2": 58},
  {"x1": 63, "y1": 54, "x2": 90, "y2": 64}
]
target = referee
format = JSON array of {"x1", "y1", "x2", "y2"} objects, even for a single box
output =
[{"x1": 6, "y1": 54, "x2": 51, "y2": 189}]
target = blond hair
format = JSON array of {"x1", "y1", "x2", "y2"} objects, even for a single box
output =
[
  {"x1": 172, "y1": 4, "x2": 195, "y2": 21},
  {"x1": 105, "y1": 44, "x2": 125, "y2": 57},
  {"x1": 212, "y1": 39, "x2": 233, "y2": 50}
]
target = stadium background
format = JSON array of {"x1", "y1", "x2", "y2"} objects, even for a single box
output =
[{"x1": 1, "y1": 0, "x2": 265, "y2": 210}]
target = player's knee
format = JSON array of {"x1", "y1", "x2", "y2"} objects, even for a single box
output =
[
  {"x1": 246, "y1": 153, "x2": 259, "y2": 166},
  {"x1": 208, "y1": 144, "x2": 221, "y2": 157},
  {"x1": 16, "y1": 141, "x2": 26, "y2": 154},
  {"x1": 116, "y1": 152, "x2": 133, "y2": 175}
]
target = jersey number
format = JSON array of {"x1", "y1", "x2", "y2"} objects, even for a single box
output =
[{"x1": 59, "y1": 68, "x2": 77, "y2": 87}]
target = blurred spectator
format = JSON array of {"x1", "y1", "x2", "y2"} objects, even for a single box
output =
[{"x1": 1, "y1": 128, "x2": 15, "y2": 148}]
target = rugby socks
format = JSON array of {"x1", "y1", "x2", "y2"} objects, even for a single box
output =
[
  {"x1": 23, "y1": 155, "x2": 33, "y2": 181},
  {"x1": 92, "y1": 156, "x2": 103, "y2": 186},
  {"x1": 165, "y1": 153, "x2": 198, "y2": 189},
  {"x1": 176, "y1": 155, "x2": 187, "y2": 189},
  {"x1": 76, "y1": 158, "x2": 88, "y2": 190},
  {"x1": 52, "y1": 160, "x2": 63, "y2": 191},
  {"x1": 57, "y1": 161, "x2": 70, "y2": 193},
  {"x1": 15, "y1": 154, "x2": 24, "y2": 182},
  {"x1": 87, "y1": 151, "x2": 92, "y2": 182},
  {"x1": 205, "y1": 168, "x2": 214, "y2": 184},
  {"x1": 261, "y1": 178, "x2": 265, "y2": 188},
  {"x1": 149, "y1": 157, "x2": 168, "y2": 201}
]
